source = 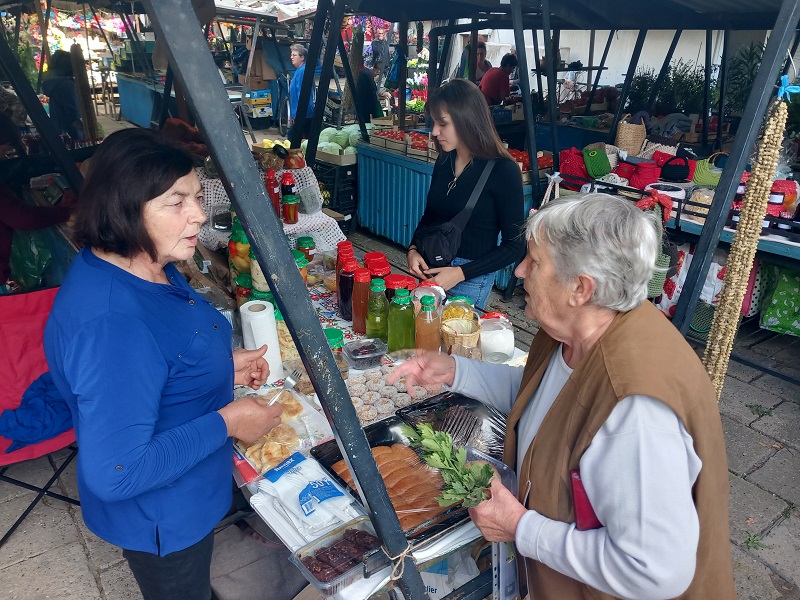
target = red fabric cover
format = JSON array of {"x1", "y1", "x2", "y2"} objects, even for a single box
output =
[
  {"x1": 0, "y1": 287, "x2": 75, "y2": 466},
  {"x1": 559, "y1": 147, "x2": 590, "y2": 190},
  {"x1": 613, "y1": 161, "x2": 637, "y2": 180},
  {"x1": 628, "y1": 162, "x2": 662, "y2": 190}
]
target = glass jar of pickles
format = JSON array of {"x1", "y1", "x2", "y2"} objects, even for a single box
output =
[
  {"x1": 282, "y1": 195, "x2": 300, "y2": 224},
  {"x1": 296, "y1": 236, "x2": 316, "y2": 262},
  {"x1": 292, "y1": 249, "x2": 309, "y2": 283}
]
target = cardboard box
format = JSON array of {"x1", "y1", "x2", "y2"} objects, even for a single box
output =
[{"x1": 317, "y1": 149, "x2": 357, "y2": 166}]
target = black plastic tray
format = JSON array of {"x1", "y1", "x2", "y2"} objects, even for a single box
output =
[
  {"x1": 396, "y1": 393, "x2": 507, "y2": 462},
  {"x1": 310, "y1": 415, "x2": 469, "y2": 542}
]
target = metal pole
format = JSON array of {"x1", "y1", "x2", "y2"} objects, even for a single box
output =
[
  {"x1": 398, "y1": 21, "x2": 408, "y2": 130},
  {"x1": 240, "y1": 17, "x2": 261, "y2": 143},
  {"x1": 532, "y1": 28, "x2": 544, "y2": 114},
  {"x1": 584, "y1": 29, "x2": 615, "y2": 115},
  {"x1": 587, "y1": 30, "x2": 595, "y2": 97},
  {"x1": 715, "y1": 30, "x2": 730, "y2": 151},
  {"x1": 541, "y1": 0, "x2": 560, "y2": 163},
  {"x1": 512, "y1": 0, "x2": 539, "y2": 200},
  {"x1": 0, "y1": 34, "x2": 83, "y2": 191},
  {"x1": 83, "y1": 4, "x2": 96, "y2": 107},
  {"x1": 290, "y1": 0, "x2": 329, "y2": 149},
  {"x1": 13, "y1": 10, "x2": 21, "y2": 52},
  {"x1": 36, "y1": 0, "x2": 53, "y2": 93},
  {"x1": 702, "y1": 29, "x2": 712, "y2": 148},
  {"x1": 304, "y1": 1, "x2": 346, "y2": 165},
  {"x1": 139, "y1": 2, "x2": 429, "y2": 597},
  {"x1": 610, "y1": 30, "x2": 646, "y2": 141},
  {"x1": 672, "y1": 0, "x2": 800, "y2": 334},
  {"x1": 91, "y1": 7, "x2": 115, "y2": 56},
  {"x1": 646, "y1": 29, "x2": 682, "y2": 113},
  {"x1": 158, "y1": 66, "x2": 173, "y2": 129},
  {"x1": 428, "y1": 32, "x2": 438, "y2": 92},
  {"x1": 436, "y1": 23, "x2": 455, "y2": 88},
  {"x1": 336, "y1": 35, "x2": 368, "y2": 142},
  {"x1": 469, "y1": 25, "x2": 478, "y2": 82}
]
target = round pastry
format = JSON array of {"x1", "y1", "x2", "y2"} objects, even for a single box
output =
[
  {"x1": 347, "y1": 383, "x2": 367, "y2": 398},
  {"x1": 393, "y1": 380, "x2": 409, "y2": 392},
  {"x1": 362, "y1": 391, "x2": 382, "y2": 405},
  {"x1": 351, "y1": 396, "x2": 364, "y2": 409},
  {"x1": 379, "y1": 385, "x2": 398, "y2": 398},
  {"x1": 374, "y1": 397, "x2": 396, "y2": 416},
  {"x1": 366, "y1": 379, "x2": 385, "y2": 392},
  {"x1": 393, "y1": 393, "x2": 413, "y2": 408},
  {"x1": 364, "y1": 369, "x2": 383, "y2": 382},
  {"x1": 380, "y1": 364, "x2": 395, "y2": 376},
  {"x1": 347, "y1": 374, "x2": 366, "y2": 386},
  {"x1": 357, "y1": 405, "x2": 378, "y2": 424},
  {"x1": 412, "y1": 386, "x2": 428, "y2": 400}
]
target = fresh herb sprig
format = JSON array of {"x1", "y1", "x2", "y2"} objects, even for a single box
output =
[{"x1": 402, "y1": 422, "x2": 494, "y2": 508}]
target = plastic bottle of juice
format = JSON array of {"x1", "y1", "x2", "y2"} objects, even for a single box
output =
[
  {"x1": 388, "y1": 288, "x2": 415, "y2": 352},
  {"x1": 415, "y1": 294, "x2": 441, "y2": 352},
  {"x1": 366, "y1": 278, "x2": 389, "y2": 342},
  {"x1": 352, "y1": 268, "x2": 371, "y2": 335},
  {"x1": 337, "y1": 259, "x2": 358, "y2": 321}
]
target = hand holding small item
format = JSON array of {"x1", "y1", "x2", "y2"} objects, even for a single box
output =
[
  {"x1": 218, "y1": 395, "x2": 283, "y2": 444},
  {"x1": 387, "y1": 350, "x2": 456, "y2": 396},
  {"x1": 233, "y1": 345, "x2": 270, "y2": 389},
  {"x1": 468, "y1": 476, "x2": 527, "y2": 543},
  {"x1": 407, "y1": 247, "x2": 429, "y2": 279},
  {"x1": 424, "y1": 265, "x2": 465, "y2": 291}
]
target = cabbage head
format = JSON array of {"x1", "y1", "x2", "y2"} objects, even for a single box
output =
[
  {"x1": 349, "y1": 131, "x2": 364, "y2": 147},
  {"x1": 343, "y1": 146, "x2": 357, "y2": 155},
  {"x1": 318, "y1": 128, "x2": 336, "y2": 143},
  {"x1": 330, "y1": 129, "x2": 351, "y2": 148}
]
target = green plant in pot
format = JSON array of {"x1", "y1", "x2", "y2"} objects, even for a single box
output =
[
  {"x1": 625, "y1": 67, "x2": 656, "y2": 113},
  {"x1": 726, "y1": 42, "x2": 764, "y2": 116}
]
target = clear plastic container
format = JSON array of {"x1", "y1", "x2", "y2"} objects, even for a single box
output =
[
  {"x1": 342, "y1": 338, "x2": 388, "y2": 370},
  {"x1": 480, "y1": 312, "x2": 515, "y2": 363},
  {"x1": 290, "y1": 517, "x2": 381, "y2": 597}
]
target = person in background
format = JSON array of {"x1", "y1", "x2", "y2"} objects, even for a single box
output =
[
  {"x1": 288, "y1": 43, "x2": 316, "y2": 139},
  {"x1": 0, "y1": 111, "x2": 73, "y2": 294},
  {"x1": 0, "y1": 86, "x2": 27, "y2": 128},
  {"x1": 371, "y1": 27, "x2": 390, "y2": 88},
  {"x1": 508, "y1": 45, "x2": 520, "y2": 88},
  {"x1": 355, "y1": 62, "x2": 383, "y2": 122},
  {"x1": 474, "y1": 41, "x2": 492, "y2": 83},
  {"x1": 480, "y1": 54, "x2": 518, "y2": 106},
  {"x1": 41, "y1": 49, "x2": 83, "y2": 140},
  {"x1": 44, "y1": 129, "x2": 282, "y2": 600},
  {"x1": 407, "y1": 79, "x2": 525, "y2": 309},
  {"x1": 392, "y1": 194, "x2": 736, "y2": 600}
]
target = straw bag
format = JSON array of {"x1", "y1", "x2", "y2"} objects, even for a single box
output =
[
  {"x1": 615, "y1": 114, "x2": 647, "y2": 156},
  {"x1": 693, "y1": 152, "x2": 728, "y2": 187}
]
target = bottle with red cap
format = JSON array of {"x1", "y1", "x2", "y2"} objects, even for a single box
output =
[
  {"x1": 363, "y1": 251, "x2": 387, "y2": 269},
  {"x1": 336, "y1": 245, "x2": 355, "y2": 281},
  {"x1": 280, "y1": 172, "x2": 297, "y2": 197},
  {"x1": 337, "y1": 259, "x2": 358, "y2": 321},
  {"x1": 264, "y1": 169, "x2": 281, "y2": 217},
  {"x1": 384, "y1": 273, "x2": 408, "y2": 302},
  {"x1": 352, "y1": 268, "x2": 371, "y2": 334}
]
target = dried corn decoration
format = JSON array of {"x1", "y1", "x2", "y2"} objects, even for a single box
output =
[{"x1": 703, "y1": 95, "x2": 789, "y2": 400}]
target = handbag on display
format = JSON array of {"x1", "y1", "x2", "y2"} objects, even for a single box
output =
[
  {"x1": 614, "y1": 114, "x2": 647, "y2": 156},
  {"x1": 414, "y1": 160, "x2": 497, "y2": 268}
]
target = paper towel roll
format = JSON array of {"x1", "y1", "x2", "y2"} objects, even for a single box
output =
[{"x1": 240, "y1": 300, "x2": 284, "y2": 384}]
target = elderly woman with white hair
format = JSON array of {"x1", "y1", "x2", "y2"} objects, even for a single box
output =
[{"x1": 390, "y1": 193, "x2": 735, "y2": 600}]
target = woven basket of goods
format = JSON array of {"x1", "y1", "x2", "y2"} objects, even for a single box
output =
[{"x1": 441, "y1": 318, "x2": 480, "y2": 348}]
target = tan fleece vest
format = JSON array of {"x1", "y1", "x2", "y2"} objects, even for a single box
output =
[{"x1": 503, "y1": 302, "x2": 735, "y2": 600}]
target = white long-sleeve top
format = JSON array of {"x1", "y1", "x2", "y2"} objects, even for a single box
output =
[{"x1": 448, "y1": 351, "x2": 702, "y2": 600}]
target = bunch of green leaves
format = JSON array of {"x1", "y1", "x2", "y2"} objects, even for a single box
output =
[{"x1": 402, "y1": 422, "x2": 494, "y2": 508}]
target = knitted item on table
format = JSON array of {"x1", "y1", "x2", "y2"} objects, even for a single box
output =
[
  {"x1": 613, "y1": 161, "x2": 637, "y2": 180},
  {"x1": 559, "y1": 147, "x2": 591, "y2": 190},
  {"x1": 636, "y1": 189, "x2": 675, "y2": 222},
  {"x1": 628, "y1": 161, "x2": 661, "y2": 190},
  {"x1": 583, "y1": 143, "x2": 612, "y2": 178},
  {"x1": 604, "y1": 144, "x2": 620, "y2": 169}
]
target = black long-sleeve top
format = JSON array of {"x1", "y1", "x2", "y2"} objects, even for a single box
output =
[{"x1": 411, "y1": 154, "x2": 526, "y2": 281}]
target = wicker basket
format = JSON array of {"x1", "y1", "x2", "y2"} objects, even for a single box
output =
[
  {"x1": 615, "y1": 114, "x2": 647, "y2": 156},
  {"x1": 442, "y1": 318, "x2": 480, "y2": 348}
]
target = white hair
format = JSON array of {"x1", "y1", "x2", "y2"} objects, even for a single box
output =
[{"x1": 525, "y1": 193, "x2": 662, "y2": 312}]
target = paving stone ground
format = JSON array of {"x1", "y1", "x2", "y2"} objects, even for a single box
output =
[{"x1": 2, "y1": 132, "x2": 799, "y2": 598}]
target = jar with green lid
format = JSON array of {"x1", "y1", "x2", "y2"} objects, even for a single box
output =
[
  {"x1": 443, "y1": 296, "x2": 478, "y2": 322},
  {"x1": 388, "y1": 288, "x2": 415, "y2": 352},
  {"x1": 366, "y1": 278, "x2": 389, "y2": 342},
  {"x1": 292, "y1": 249, "x2": 309, "y2": 284},
  {"x1": 282, "y1": 195, "x2": 300, "y2": 224},
  {"x1": 296, "y1": 236, "x2": 316, "y2": 262}
]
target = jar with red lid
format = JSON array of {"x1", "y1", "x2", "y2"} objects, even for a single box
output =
[
  {"x1": 281, "y1": 195, "x2": 300, "y2": 224},
  {"x1": 369, "y1": 260, "x2": 391, "y2": 280},
  {"x1": 336, "y1": 246, "x2": 355, "y2": 280},
  {"x1": 363, "y1": 251, "x2": 387, "y2": 268},
  {"x1": 337, "y1": 241, "x2": 353, "y2": 255},
  {"x1": 384, "y1": 274, "x2": 407, "y2": 301}
]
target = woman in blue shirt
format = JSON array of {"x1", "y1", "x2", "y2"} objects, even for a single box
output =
[{"x1": 44, "y1": 129, "x2": 282, "y2": 600}]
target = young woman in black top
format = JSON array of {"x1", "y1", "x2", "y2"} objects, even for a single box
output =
[{"x1": 407, "y1": 79, "x2": 525, "y2": 309}]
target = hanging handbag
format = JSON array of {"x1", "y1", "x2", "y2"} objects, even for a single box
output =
[
  {"x1": 414, "y1": 160, "x2": 497, "y2": 268},
  {"x1": 384, "y1": 50, "x2": 405, "y2": 90}
]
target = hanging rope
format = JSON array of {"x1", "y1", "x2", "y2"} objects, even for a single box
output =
[
  {"x1": 381, "y1": 542, "x2": 414, "y2": 581},
  {"x1": 702, "y1": 96, "x2": 788, "y2": 400}
]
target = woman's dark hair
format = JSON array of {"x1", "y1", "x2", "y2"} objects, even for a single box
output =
[
  {"x1": 74, "y1": 128, "x2": 194, "y2": 261},
  {"x1": 500, "y1": 54, "x2": 518, "y2": 69},
  {"x1": 425, "y1": 79, "x2": 513, "y2": 161},
  {"x1": 48, "y1": 50, "x2": 74, "y2": 77}
]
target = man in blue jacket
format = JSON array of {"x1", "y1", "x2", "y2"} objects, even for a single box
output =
[{"x1": 289, "y1": 44, "x2": 316, "y2": 139}]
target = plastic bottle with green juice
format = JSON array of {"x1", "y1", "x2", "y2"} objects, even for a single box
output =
[
  {"x1": 388, "y1": 288, "x2": 415, "y2": 352},
  {"x1": 366, "y1": 278, "x2": 389, "y2": 342}
]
